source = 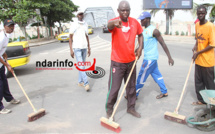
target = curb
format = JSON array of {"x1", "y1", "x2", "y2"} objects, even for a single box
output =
[{"x1": 29, "y1": 39, "x2": 58, "y2": 47}]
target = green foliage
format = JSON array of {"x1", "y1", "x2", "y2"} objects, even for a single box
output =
[
  {"x1": 181, "y1": 31, "x2": 185, "y2": 36},
  {"x1": 175, "y1": 31, "x2": 179, "y2": 35},
  {"x1": 40, "y1": 0, "x2": 78, "y2": 27},
  {"x1": 0, "y1": 0, "x2": 50, "y2": 26},
  {"x1": 192, "y1": 33, "x2": 196, "y2": 36},
  {"x1": 31, "y1": 35, "x2": 38, "y2": 39},
  {"x1": 186, "y1": 32, "x2": 188, "y2": 36}
]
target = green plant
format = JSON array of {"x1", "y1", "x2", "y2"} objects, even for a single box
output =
[
  {"x1": 40, "y1": 34, "x2": 44, "y2": 38},
  {"x1": 181, "y1": 31, "x2": 185, "y2": 36},
  {"x1": 9, "y1": 38, "x2": 12, "y2": 43},
  {"x1": 170, "y1": 32, "x2": 172, "y2": 35},
  {"x1": 186, "y1": 32, "x2": 188, "y2": 36},
  {"x1": 13, "y1": 38, "x2": 18, "y2": 41},
  {"x1": 31, "y1": 35, "x2": 38, "y2": 39},
  {"x1": 175, "y1": 31, "x2": 179, "y2": 35},
  {"x1": 192, "y1": 33, "x2": 196, "y2": 36}
]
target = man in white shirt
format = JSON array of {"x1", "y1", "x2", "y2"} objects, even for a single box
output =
[
  {"x1": 69, "y1": 10, "x2": 91, "y2": 91},
  {"x1": 0, "y1": 19, "x2": 20, "y2": 114}
]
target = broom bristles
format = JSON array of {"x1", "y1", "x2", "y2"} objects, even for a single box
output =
[
  {"x1": 28, "y1": 108, "x2": 46, "y2": 122},
  {"x1": 164, "y1": 111, "x2": 186, "y2": 124},
  {"x1": 100, "y1": 117, "x2": 121, "y2": 133}
]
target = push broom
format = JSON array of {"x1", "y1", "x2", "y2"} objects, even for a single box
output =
[
  {"x1": 164, "y1": 60, "x2": 193, "y2": 124},
  {"x1": 100, "y1": 56, "x2": 138, "y2": 133},
  {"x1": 12, "y1": 72, "x2": 45, "y2": 122}
]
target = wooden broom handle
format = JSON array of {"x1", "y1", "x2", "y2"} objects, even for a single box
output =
[
  {"x1": 12, "y1": 72, "x2": 37, "y2": 112},
  {"x1": 110, "y1": 57, "x2": 138, "y2": 120},
  {"x1": 175, "y1": 60, "x2": 193, "y2": 113}
]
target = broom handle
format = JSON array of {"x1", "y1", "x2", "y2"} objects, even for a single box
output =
[
  {"x1": 175, "y1": 60, "x2": 193, "y2": 113},
  {"x1": 110, "y1": 57, "x2": 138, "y2": 120},
  {"x1": 12, "y1": 72, "x2": 37, "y2": 112}
]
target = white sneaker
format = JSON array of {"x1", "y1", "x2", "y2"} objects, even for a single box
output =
[
  {"x1": 10, "y1": 99, "x2": 21, "y2": 104},
  {"x1": 0, "y1": 108, "x2": 12, "y2": 114},
  {"x1": 85, "y1": 84, "x2": 90, "y2": 91}
]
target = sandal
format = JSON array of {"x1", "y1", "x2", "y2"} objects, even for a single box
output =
[
  {"x1": 156, "y1": 93, "x2": 168, "y2": 99},
  {"x1": 191, "y1": 101, "x2": 205, "y2": 105}
]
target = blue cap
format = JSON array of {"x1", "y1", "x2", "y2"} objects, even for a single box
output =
[{"x1": 138, "y1": 12, "x2": 151, "y2": 20}]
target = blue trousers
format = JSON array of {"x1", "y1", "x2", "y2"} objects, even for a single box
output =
[
  {"x1": 136, "y1": 60, "x2": 167, "y2": 97},
  {"x1": 74, "y1": 48, "x2": 89, "y2": 86},
  {"x1": 0, "y1": 65, "x2": 13, "y2": 110}
]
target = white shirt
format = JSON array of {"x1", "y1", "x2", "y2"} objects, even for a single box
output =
[
  {"x1": 0, "y1": 30, "x2": 9, "y2": 68},
  {"x1": 69, "y1": 20, "x2": 88, "y2": 49}
]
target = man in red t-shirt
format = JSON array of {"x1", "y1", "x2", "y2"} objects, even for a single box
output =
[{"x1": 105, "y1": 0, "x2": 143, "y2": 119}]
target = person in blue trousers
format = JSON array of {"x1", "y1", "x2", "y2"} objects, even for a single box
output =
[{"x1": 136, "y1": 12, "x2": 174, "y2": 99}]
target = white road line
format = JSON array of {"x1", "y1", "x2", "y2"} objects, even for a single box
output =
[
  {"x1": 39, "y1": 52, "x2": 49, "y2": 54},
  {"x1": 56, "y1": 48, "x2": 70, "y2": 53},
  {"x1": 92, "y1": 43, "x2": 111, "y2": 50}
]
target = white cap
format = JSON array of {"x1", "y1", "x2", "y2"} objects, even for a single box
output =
[{"x1": 76, "y1": 8, "x2": 85, "y2": 16}]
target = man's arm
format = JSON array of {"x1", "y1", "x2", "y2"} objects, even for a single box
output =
[
  {"x1": 0, "y1": 52, "x2": 13, "y2": 73},
  {"x1": 86, "y1": 34, "x2": 91, "y2": 57},
  {"x1": 192, "y1": 45, "x2": 214, "y2": 61},
  {"x1": 135, "y1": 33, "x2": 143, "y2": 59},
  {"x1": 69, "y1": 34, "x2": 74, "y2": 58},
  {"x1": 107, "y1": 19, "x2": 122, "y2": 30},
  {"x1": 153, "y1": 29, "x2": 174, "y2": 66}
]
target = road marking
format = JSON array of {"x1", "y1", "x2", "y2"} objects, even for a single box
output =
[{"x1": 39, "y1": 52, "x2": 49, "y2": 55}]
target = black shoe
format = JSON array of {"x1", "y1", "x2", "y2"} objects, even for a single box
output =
[{"x1": 127, "y1": 109, "x2": 141, "y2": 118}]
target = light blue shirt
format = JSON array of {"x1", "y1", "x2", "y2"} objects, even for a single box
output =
[{"x1": 143, "y1": 25, "x2": 159, "y2": 60}]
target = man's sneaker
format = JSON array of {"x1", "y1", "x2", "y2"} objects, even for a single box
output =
[
  {"x1": 0, "y1": 108, "x2": 11, "y2": 114},
  {"x1": 78, "y1": 82, "x2": 84, "y2": 87},
  {"x1": 127, "y1": 109, "x2": 141, "y2": 118},
  {"x1": 10, "y1": 99, "x2": 20, "y2": 104},
  {"x1": 85, "y1": 84, "x2": 90, "y2": 91}
]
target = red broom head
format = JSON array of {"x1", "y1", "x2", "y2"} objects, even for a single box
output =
[{"x1": 101, "y1": 121, "x2": 121, "y2": 133}]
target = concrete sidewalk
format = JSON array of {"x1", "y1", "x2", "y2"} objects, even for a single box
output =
[{"x1": 28, "y1": 38, "x2": 58, "y2": 47}]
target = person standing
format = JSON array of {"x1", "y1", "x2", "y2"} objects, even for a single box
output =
[
  {"x1": 192, "y1": 5, "x2": 215, "y2": 105},
  {"x1": 135, "y1": 12, "x2": 174, "y2": 99},
  {"x1": 0, "y1": 19, "x2": 20, "y2": 114},
  {"x1": 105, "y1": 1, "x2": 143, "y2": 119},
  {"x1": 69, "y1": 10, "x2": 91, "y2": 91}
]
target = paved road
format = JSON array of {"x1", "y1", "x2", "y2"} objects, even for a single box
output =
[{"x1": 1, "y1": 28, "x2": 214, "y2": 134}]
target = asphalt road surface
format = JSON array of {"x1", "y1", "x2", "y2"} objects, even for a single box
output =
[{"x1": 1, "y1": 28, "x2": 214, "y2": 134}]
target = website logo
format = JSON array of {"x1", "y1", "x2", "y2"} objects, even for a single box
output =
[{"x1": 74, "y1": 58, "x2": 105, "y2": 79}]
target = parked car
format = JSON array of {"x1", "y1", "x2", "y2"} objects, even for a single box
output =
[
  {"x1": 5, "y1": 41, "x2": 31, "y2": 76},
  {"x1": 88, "y1": 25, "x2": 94, "y2": 34},
  {"x1": 57, "y1": 29, "x2": 70, "y2": 43},
  {"x1": 103, "y1": 24, "x2": 109, "y2": 33}
]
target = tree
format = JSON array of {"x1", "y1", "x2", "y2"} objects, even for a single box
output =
[
  {"x1": 150, "y1": 9, "x2": 175, "y2": 35},
  {"x1": 0, "y1": 0, "x2": 50, "y2": 39},
  {"x1": 40, "y1": 0, "x2": 78, "y2": 33}
]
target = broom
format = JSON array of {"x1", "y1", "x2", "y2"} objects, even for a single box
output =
[
  {"x1": 12, "y1": 72, "x2": 45, "y2": 122},
  {"x1": 164, "y1": 60, "x2": 193, "y2": 124},
  {"x1": 100, "y1": 56, "x2": 138, "y2": 133}
]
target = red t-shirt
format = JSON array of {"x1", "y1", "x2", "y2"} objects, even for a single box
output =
[{"x1": 109, "y1": 17, "x2": 143, "y2": 63}]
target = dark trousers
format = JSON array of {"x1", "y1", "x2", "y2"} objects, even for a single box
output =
[
  {"x1": 105, "y1": 60, "x2": 136, "y2": 115},
  {"x1": 0, "y1": 65, "x2": 13, "y2": 110},
  {"x1": 195, "y1": 64, "x2": 215, "y2": 104}
]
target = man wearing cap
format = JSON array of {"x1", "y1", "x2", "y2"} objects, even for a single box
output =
[
  {"x1": 69, "y1": 10, "x2": 91, "y2": 91},
  {"x1": 105, "y1": 1, "x2": 143, "y2": 119},
  {"x1": 0, "y1": 19, "x2": 20, "y2": 114},
  {"x1": 135, "y1": 12, "x2": 174, "y2": 99}
]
